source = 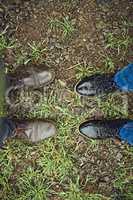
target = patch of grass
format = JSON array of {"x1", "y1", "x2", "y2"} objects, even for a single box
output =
[
  {"x1": 36, "y1": 144, "x2": 74, "y2": 182},
  {"x1": 59, "y1": 177, "x2": 109, "y2": 200},
  {"x1": 113, "y1": 147, "x2": 133, "y2": 200},
  {"x1": 15, "y1": 49, "x2": 30, "y2": 66},
  {"x1": 50, "y1": 17, "x2": 75, "y2": 38},
  {"x1": 15, "y1": 41, "x2": 47, "y2": 65},
  {"x1": 0, "y1": 148, "x2": 14, "y2": 199},
  {"x1": 103, "y1": 57, "x2": 115, "y2": 72},
  {"x1": 105, "y1": 32, "x2": 132, "y2": 58},
  {"x1": 75, "y1": 60, "x2": 115, "y2": 80},
  {"x1": 0, "y1": 34, "x2": 15, "y2": 55},
  {"x1": 95, "y1": 93, "x2": 128, "y2": 118},
  {"x1": 27, "y1": 41, "x2": 47, "y2": 63},
  {"x1": 15, "y1": 167, "x2": 51, "y2": 200},
  {"x1": 75, "y1": 63, "x2": 102, "y2": 80},
  {"x1": 121, "y1": 20, "x2": 133, "y2": 34}
]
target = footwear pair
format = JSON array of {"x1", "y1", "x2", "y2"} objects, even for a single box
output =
[
  {"x1": 0, "y1": 61, "x2": 56, "y2": 147},
  {"x1": 76, "y1": 64, "x2": 133, "y2": 145}
]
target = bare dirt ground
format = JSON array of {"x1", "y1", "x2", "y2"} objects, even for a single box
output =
[
  {"x1": 4, "y1": 0, "x2": 133, "y2": 81},
  {"x1": 0, "y1": 0, "x2": 133, "y2": 199}
]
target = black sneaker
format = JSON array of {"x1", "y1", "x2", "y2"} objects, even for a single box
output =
[
  {"x1": 75, "y1": 64, "x2": 133, "y2": 96},
  {"x1": 75, "y1": 74, "x2": 117, "y2": 96},
  {"x1": 79, "y1": 119, "x2": 133, "y2": 145}
]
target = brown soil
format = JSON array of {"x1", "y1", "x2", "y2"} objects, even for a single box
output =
[
  {"x1": 1, "y1": 0, "x2": 133, "y2": 198},
  {"x1": 4, "y1": 0, "x2": 133, "y2": 85}
]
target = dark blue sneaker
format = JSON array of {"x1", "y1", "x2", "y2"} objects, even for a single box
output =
[
  {"x1": 75, "y1": 73, "x2": 117, "y2": 96},
  {"x1": 79, "y1": 119, "x2": 133, "y2": 145},
  {"x1": 75, "y1": 64, "x2": 133, "y2": 96}
]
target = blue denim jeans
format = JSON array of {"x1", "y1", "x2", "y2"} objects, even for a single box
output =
[{"x1": 0, "y1": 118, "x2": 16, "y2": 147}]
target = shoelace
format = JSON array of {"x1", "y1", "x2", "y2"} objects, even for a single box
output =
[{"x1": 12, "y1": 127, "x2": 28, "y2": 139}]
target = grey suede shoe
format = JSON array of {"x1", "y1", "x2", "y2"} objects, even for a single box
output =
[
  {"x1": 22, "y1": 69, "x2": 55, "y2": 88},
  {"x1": 5, "y1": 69, "x2": 55, "y2": 107},
  {"x1": 14, "y1": 120, "x2": 56, "y2": 143},
  {"x1": 0, "y1": 118, "x2": 56, "y2": 148}
]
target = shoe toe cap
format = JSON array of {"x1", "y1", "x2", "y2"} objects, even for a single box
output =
[
  {"x1": 79, "y1": 123, "x2": 98, "y2": 138},
  {"x1": 43, "y1": 122, "x2": 56, "y2": 138},
  {"x1": 76, "y1": 80, "x2": 96, "y2": 96},
  {"x1": 25, "y1": 121, "x2": 56, "y2": 143}
]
